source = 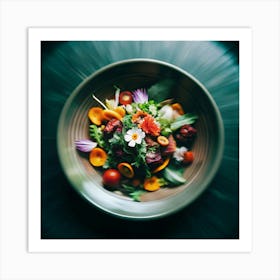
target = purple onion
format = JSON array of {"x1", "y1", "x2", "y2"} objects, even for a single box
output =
[
  {"x1": 132, "y1": 88, "x2": 148, "y2": 104},
  {"x1": 146, "y1": 150, "x2": 163, "y2": 167},
  {"x1": 75, "y1": 139, "x2": 97, "y2": 152}
]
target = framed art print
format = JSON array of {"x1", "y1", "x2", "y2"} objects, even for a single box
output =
[{"x1": 28, "y1": 27, "x2": 252, "y2": 253}]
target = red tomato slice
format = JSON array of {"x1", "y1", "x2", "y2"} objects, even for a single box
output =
[
  {"x1": 183, "y1": 151, "x2": 194, "y2": 164},
  {"x1": 119, "y1": 91, "x2": 133, "y2": 105}
]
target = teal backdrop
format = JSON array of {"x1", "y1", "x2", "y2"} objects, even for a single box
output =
[{"x1": 41, "y1": 41, "x2": 239, "y2": 239}]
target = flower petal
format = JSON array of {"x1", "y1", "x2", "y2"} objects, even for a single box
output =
[
  {"x1": 128, "y1": 140, "x2": 136, "y2": 147},
  {"x1": 132, "y1": 88, "x2": 148, "y2": 104},
  {"x1": 75, "y1": 139, "x2": 97, "y2": 152},
  {"x1": 135, "y1": 137, "x2": 142, "y2": 144},
  {"x1": 126, "y1": 129, "x2": 134, "y2": 135},
  {"x1": 124, "y1": 134, "x2": 132, "y2": 142},
  {"x1": 140, "y1": 131, "x2": 146, "y2": 138}
]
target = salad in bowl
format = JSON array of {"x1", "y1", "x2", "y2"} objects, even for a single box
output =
[
  {"x1": 57, "y1": 59, "x2": 224, "y2": 219},
  {"x1": 75, "y1": 80, "x2": 198, "y2": 201}
]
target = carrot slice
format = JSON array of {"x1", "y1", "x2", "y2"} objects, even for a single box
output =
[
  {"x1": 89, "y1": 148, "x2": 107, "y2": 167},
  {"x1": 117, "y1": 162, "x2": 135, "y2": 178},
  {"x1": 102, "y1": 109, "x2": 122, "y2": 121},
  {"x1": 88, "y1": 107, "x2": 104, "y2": 126},
  {"x1": 152, "y1": 157, "x2": 170, "y2": 173}
]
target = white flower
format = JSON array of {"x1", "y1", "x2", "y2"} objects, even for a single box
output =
[
  {"x1": 124, "y1": 128, "x2": 145, "y2": 147},
  {"x1": 173, "y1": 146, "x2": 188, "y2": 162}
]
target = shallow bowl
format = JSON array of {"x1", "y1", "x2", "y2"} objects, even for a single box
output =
[{"x1": 57, "y1": 58, "x2": 224, "y2": 219}]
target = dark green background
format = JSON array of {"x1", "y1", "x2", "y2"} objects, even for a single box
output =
[{"x1": 41, "y1": 41, "x2": 239, "y2": 239}]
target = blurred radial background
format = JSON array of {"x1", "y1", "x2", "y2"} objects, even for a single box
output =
[{"x1": 41, "y1": 41, "x2": 239, "y2": 239}]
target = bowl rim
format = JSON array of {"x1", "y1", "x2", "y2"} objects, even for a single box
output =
[{"x1": 57, "y1": 58, "x2": 225, "y2": 220}]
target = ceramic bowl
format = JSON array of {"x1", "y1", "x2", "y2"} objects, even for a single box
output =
[{"x1": 57, "y1": 58, "x2": 224, "y2": 219}]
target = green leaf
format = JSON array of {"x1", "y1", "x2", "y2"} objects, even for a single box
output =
[
  {"x1": 108, "y1": 132, "x2": 122, "y2": 145},
  {"x1": 170, "y1": 113, "x2": 198, "y2": 131},
  {"x1": 138, "y1": 100, "x2": 159, "y2": 116},
  {"x1": 122, "y1": 114, "x2": 133, "y2": 129},
  {"x1": 121, "y1": 184, "x2": 146, "y2": 202},
  {"x1": 157, "y1": 118, "x2": 172, "y2": 137},
  {"x1": 147, "y1": 79, "x2": 175, "y2": 103},
  {"x1": 163, "y1": 167, "x2": 187, "y2": 185},
  {"x1": 130, "y1": 190, "x2": 146, "y2": 202},
  {"x1": 89, "y1": 124, "x2": 106, "y2": 148}
]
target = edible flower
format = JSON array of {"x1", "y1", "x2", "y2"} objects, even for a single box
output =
[
  {"x1": 75, "y1": 139, "x2": 97, "y2": 152},
  {"x1": 139, "y1": 115, "x2": 161, "y2": 136},
  {"x1": 132, "y1": 88, "x2": 148, "y2": 104},
  {"x1": 132, "y1": 110, "x2": 148, "y2": 124},
  {"x1": 143, "y1": 176, "x2": 167, "y2": 191},
  {"x1": 124, "y1": 128, "x2": 145, "y2": 147},
  {"x1": 173, "y1": 146, "x2": 188, "y2": 162}
]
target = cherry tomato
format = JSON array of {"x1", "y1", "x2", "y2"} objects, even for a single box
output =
[
  {"x1": 119, "y1": 91, "x2": 133, "y2": 105},
  {"x1": 102, "y1": 169, "x2": 121, "y2": 187},
  {"x1": 183, "y1": 151, "x2": 194, "y2": 164}
]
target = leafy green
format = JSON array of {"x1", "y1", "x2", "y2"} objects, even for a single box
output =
[
  {"x1": 130, "y1": 190, "x2": 146, "y2": 201},
  {"x1": 103, "y1": 153, "x2": 116, "y2": 169},
  {"x1": 122, "y1": 184, "x2": 146, "y2": 202},
  {"x1": 157, "y1": 177, "x2": 169, "y2": 187},
  {"x1": 163, "y1": 167, "x2": 187, "y2": 185},
  {"x1": 170, "y1": 113, "x2": 198, "y2": 131},
  {"x1": 104, "y1": 132, "x2": 133, "y2": 168},
  {"x1": 147, "y1": 79, "x2": 175, "y2": 103},
  {"x1": 108, "y1": 132, "x2": 123, "y2": 146},
  {"x1": 162, "y1": 160, "x2": 186, "y2": 185},
  {"x1": 102, "y1": 121, "x2": 149, "y2": 171},
  {"x1": 89, "y1": 124, "x2": 106, "y2": 148},
  {"x1": 122, "y1": 114, "x2": 134, "y2": 129},
  {"x1": 131, "y1": 142, "x2": 147, "y2": 167},
  {"x1": 130, "y1": 141, "x2": 152, "y2": 177},
  {"x1": 157, "y1": 118, "x2": 172, "y2": 136},
  {"x1": 138, "y1": 100, "x2": 159, "y2": 116}
]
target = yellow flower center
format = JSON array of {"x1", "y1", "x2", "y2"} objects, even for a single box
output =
[{"x1": 132, "y1": 133, "x2": 138, "y2": 140}]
